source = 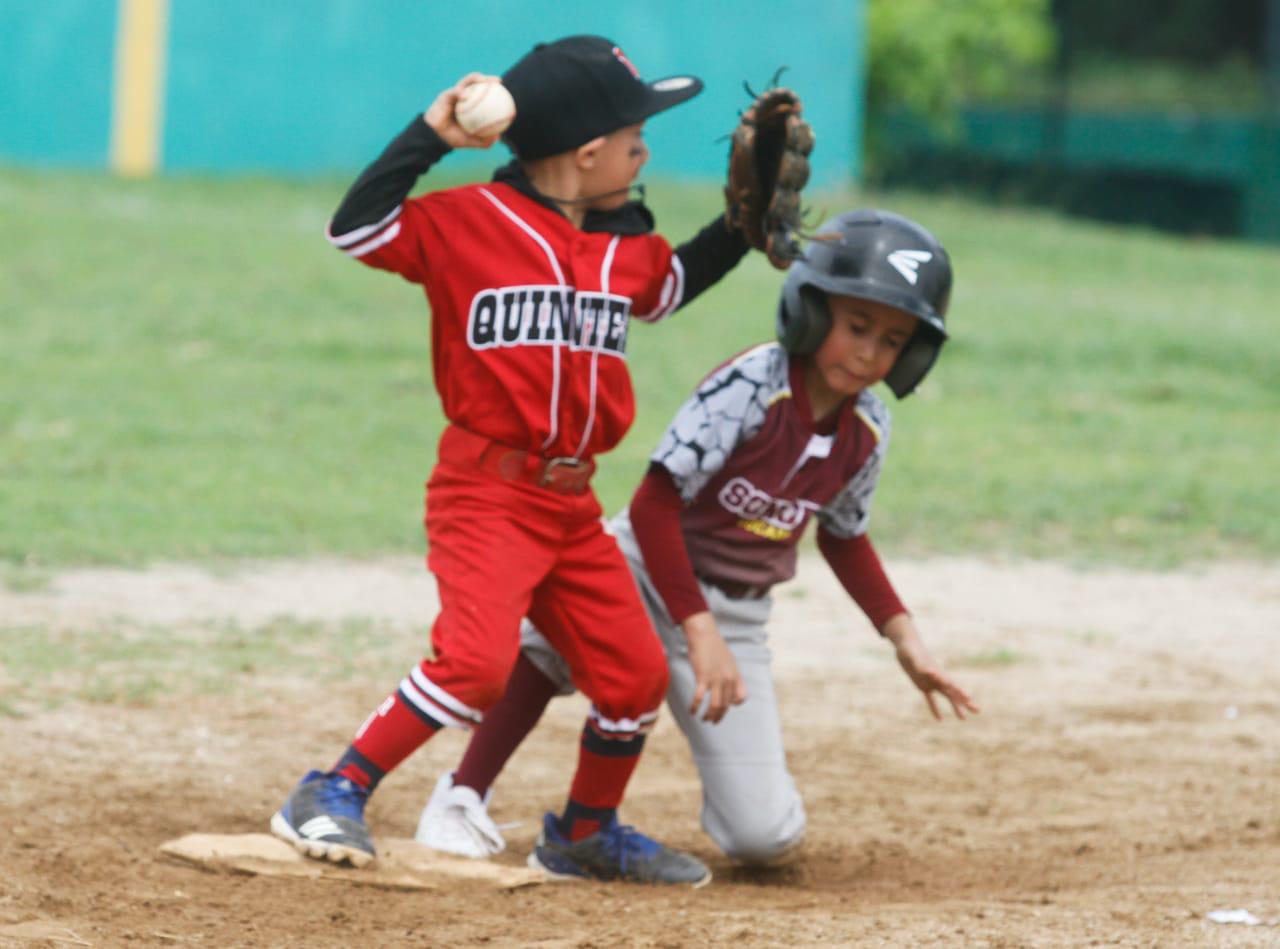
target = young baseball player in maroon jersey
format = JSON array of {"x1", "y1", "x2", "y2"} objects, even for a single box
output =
[
  {"x1": 416, "y1": 210, "x2": 980, "y2": 868},
  {"x1": 271, "y1": 36, "x2": 756, "y2": 885}
]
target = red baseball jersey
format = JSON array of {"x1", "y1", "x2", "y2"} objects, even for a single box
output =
[{"x1": 331, "y1": 182, "x2": 684, "y2": 460}]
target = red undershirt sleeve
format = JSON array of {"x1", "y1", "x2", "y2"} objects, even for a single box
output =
[
  {"x1": 816, "y1": 528, "x2": 908, "y2": 634},
  {"x1": 629, "y1": 465, "x2": 709, "y2": 624}
]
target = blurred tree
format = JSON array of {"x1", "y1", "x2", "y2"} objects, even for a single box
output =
[{"x1": 867, "y1": 0, "x2": 1056, "y2": 123}]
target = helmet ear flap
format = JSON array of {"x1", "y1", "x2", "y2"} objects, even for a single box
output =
[
  {"x1": 777, "y1": 284, "x2": 831, "y2": 355},
  {"x1": 884, "y1": 329, "x2": 943, "y2": 398}
]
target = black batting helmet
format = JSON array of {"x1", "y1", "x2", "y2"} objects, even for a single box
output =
[{"x1": 776, "y1": 209, "x2": 953, "y2": 398}]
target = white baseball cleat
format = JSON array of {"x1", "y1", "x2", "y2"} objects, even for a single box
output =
[{"x1": 415, "y1": 772, "x2": 505, "y2": 858}]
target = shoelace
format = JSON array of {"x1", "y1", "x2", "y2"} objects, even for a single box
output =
[
  {"x1": 316, "y1": 776, "x2": 369, "y2": 821},
  {"x1": 597, "y1": 823, "x2": 659, "y2": 873}
]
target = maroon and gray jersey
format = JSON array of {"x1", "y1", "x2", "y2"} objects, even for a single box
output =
[{"x1": 650, "y1": 342, "x2": 890, "y2": 590}]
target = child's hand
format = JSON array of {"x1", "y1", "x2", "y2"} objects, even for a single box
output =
[
  {"x1": 883, "y1": 614, "x2": 980, "y2": 721},
  {"x1": 682, "y1": 611, "x2": 747, "y2": 724},
  {"x1": 424, "y1": 73, "x2": 506, "y2": 150}
]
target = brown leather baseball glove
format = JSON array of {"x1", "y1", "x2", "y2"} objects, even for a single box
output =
[{"x1": 724, "y1": 85, "x2": 815, "y2": 269}]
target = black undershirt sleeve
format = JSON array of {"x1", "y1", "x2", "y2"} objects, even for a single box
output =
[
  {"x1": 673, "y1": 216, "x2": 751, "y2": 310},
  {"x1": 329, "y1": 115, "x2": 452, "y2": 237}
]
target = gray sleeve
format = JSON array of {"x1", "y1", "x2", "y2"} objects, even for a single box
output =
[
  {"x1": 817, "y1": 395, "x2": 892, "y2": 539},
  {"x1": 649, "y1": 345, "x2": 782, "y2": 502}
]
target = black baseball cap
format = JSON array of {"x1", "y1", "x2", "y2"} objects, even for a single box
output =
[{"x1": 501, "y1": 35, "x2": 703, "y2": 160}]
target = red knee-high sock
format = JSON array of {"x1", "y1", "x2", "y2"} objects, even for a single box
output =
[
  {"x1": 560, "y1": 723, "x2": 646, "y2": 841},
  {"x1": 333, "y1": 674, "x2": 442, "y2": 791},
  {"x1": 454, "y1": 652, "x2": 558, "y2": 795}
]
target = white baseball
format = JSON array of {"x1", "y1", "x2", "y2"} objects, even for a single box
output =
[{"x1": 454, "y1": 81, "x2": 516, "y2": 137}]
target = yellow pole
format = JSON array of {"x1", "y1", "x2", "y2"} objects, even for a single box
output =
[{"x1": 110, "y1": 0, "x2": 169, "y2": 177}]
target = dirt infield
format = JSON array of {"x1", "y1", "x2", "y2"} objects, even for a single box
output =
[{"x1": 2, "y1": 556, "x2": 1277, "y2": 947}]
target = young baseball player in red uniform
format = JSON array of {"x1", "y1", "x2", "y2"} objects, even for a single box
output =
[
  {"x1": 416, "y1": 210, "x2": 980, "y2": 868},
  {"x1": 271, "y1": 36, "x2": 755, "y2": 885}
]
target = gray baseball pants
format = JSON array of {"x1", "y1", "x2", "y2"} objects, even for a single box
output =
[{"x1": 522, "y1": 512, "x2": 806, "y2": 863}]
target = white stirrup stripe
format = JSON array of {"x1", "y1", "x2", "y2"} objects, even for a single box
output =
[
  {"x1": 398, "y1": 677, "x2": 468, "y2": 729},
  {"x1": 478, "y1": 187, "x2": 566, "y2": 448},
  {"x1": 409, "y1": 666, "x2": 483, "y2": 724},
  {"x1": 342, "y1": 221, "x2": 403, "y2": 258},
  {"x1": 589, "y1": 706, "x2": 659, "y2": 735},
  {"x1": 327, "y1": 205, "x2": 403, "y2": 249}
]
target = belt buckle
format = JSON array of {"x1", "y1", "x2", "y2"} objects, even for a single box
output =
[{"x1": 539, "y1": 456, "x2": 591, "y2": 494}]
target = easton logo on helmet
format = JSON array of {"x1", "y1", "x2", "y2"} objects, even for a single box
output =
[{"x1": 887, "y1": 249, "x2": 933, "y2": 285}]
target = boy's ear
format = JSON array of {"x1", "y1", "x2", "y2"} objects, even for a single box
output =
[{"x1": 575, "y1": 136, "x2": 607, "y2": 169}]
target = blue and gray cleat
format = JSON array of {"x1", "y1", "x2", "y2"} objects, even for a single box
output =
[
  {"x1": 528, "y1": 812, "x2": 711, "y2": 887},
  {"x1": 270, "y1": 770, "x2": 375, "y2": 867}
]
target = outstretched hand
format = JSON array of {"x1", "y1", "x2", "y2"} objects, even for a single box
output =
[
  {"x1": 424, "y1": 73, "x2": 505, "y2": 150},
  {"x1": 883, "y1": 614, "x2": 980, "y2": 721},
  {"x1": 682, "y1": 611, "x2": 747, "y2": 724}
]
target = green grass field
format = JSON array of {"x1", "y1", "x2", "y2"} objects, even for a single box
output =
[{"x1": 2, "y1": 165, "x2": 1277, "y2": 570}]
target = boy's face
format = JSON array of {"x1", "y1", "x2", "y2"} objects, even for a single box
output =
[
  {"x1": 580, "y1": 123, "x2": 649, "y2": 210},
  {"x1": 811, "y1": 295, "x2": 918, "y2": 399}
]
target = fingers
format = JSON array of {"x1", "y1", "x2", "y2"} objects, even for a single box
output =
[
  {"x1": 689, "y1": 678, "x2": 707, "y2": 717},
  {"x1": 694, "y1": 674, "x2": 746, "y2": 724},
  {"x1": 703, "y1": 683, "x2": 726, "y2": 724},
  {"x1": 448, "y1": 72, "x2": 499, "y2": 101},
  {"x1": 945, "y1": 683, "x2": 981, "y2": 719},
  {"x1": 704, "y1": 677, "x2": 729, "y2": 723},
  {"x1": 923, "y1": 689, "x2": 942, "y2": 721},
  {"x1": 425, "y1": 73, "x2": 507, "y2": 150},
  {"x1": 458, "y1": 71, "x2": 499, "y2": 89},
  {"x1": 919, "y1": 671, "x2": 980, "y2": 721},
  {"x1": 930, "y1": 670, "x2": 979, "y2": 720}
]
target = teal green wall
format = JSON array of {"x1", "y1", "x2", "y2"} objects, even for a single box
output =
[
  {"x1": 3, "y1": 0, "x2": 867, "y2": 185},
  {"x1": 0, "y1": 0, "x2": 116, "y2": 167}
]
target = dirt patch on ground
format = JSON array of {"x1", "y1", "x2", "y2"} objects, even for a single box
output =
[{"x1": 2, "y1": 556, "x2": 1278, "y2": 947}]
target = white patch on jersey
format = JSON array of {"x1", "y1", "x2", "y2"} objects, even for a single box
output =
[
  {"x1": 887, "y1": 249, "x2": 932, "y2": 285},
  {"x1": 780, "y1": 432, "x2": 834, "y2": 489}
]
